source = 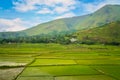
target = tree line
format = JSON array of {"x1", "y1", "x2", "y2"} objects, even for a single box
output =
[{"x1": 0, "y1": 31, "x2": 119, "y2": 45}]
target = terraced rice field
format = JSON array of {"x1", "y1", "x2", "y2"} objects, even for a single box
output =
[{"x1": 0, "y1": 43, "x2": 120, "y2": 80}]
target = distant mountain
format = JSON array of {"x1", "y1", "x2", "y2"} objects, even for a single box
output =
[
  {"x1": 73, "y1": 21, "x2": 120, "y2": 44},
  {"x1": 22, "y1": 5, "x2": 120, "y2": 36},
  {"x1": 0, "y1": 5, "x2": 120, "y2": 40}
]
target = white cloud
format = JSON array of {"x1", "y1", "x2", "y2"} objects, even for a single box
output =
[
  {"x1": 0, "y1": 18, "x2": 29, "y2": 32},
  {"x1": 54, "y1": 6, "x2": 69, "y2": 14},
  {"x1": 37, "y1": 8, "x2": 53, "y2": 14},
  {"x1": 54, "y1": 6, "x2": 75, "y2": 14},
  {"x1": 13, "y1": 0, "x2": 77, "y2": 14},
  {"x1": 13, "y1": 0, "x2": 120, "y2": 15},
  {"x1": 13, "y1": 0, "x2": 38, "y2": 12},
  {"x1": 55, "y1": 12, "x2": 76, "y2": 19}
]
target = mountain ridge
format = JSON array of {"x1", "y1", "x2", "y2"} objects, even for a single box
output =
[{"x1": 21, "y1": 5, "x2": 120, "y2": 36}]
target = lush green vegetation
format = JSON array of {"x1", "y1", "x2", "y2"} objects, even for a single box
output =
[
  {"x1": 55, "y1": 75, "x2": 116, "y2": 80},
  {"x1": 29, "y1": 59, "x2": 76, "y2": 66},
  {"x1": 93, "y1": 65, "x2": 120, "y2": 80},
  {"x1": 73, "y1": 21, "x2": 120, "y2": 45},
  {"x1": 0, "y1": 31, "x2": 73, "y2": 44},
  {"x1": 0, "y1": 43, "x2": 120, "y2": 80},
  {"x1": 20, "y1": 65, "x2": 100, "y2": 76}
]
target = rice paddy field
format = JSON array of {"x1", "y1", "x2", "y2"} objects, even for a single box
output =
[{"x1": 0, "y1": 43, "x2": 120, "y2": 80}]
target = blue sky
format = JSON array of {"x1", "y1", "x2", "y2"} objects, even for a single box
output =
[{"x1": 0, "y1": 0, "x2": 120, "y2": 32}]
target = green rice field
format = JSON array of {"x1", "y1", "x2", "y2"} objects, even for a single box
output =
[{"x1": 0, "y1": 43, "x2": 120, "y2": 80}]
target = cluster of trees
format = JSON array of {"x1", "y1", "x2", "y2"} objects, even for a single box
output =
[
  {"x1": 79, "y1": 36, "x2": 120, "y2": 45},
  {"x1": 0, "y1": 31, "x2": 119, "y2": 45},
  {"x1": 0, "y1": 31, "x2": 74, "y2": 44}
]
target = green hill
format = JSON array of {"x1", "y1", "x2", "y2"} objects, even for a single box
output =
[
  {"x1": 73, "y1": 21, "x2": 120, "y2": 45},
  {"x1": 22, "y1": 5, "x2": 120, "y2": 36}
]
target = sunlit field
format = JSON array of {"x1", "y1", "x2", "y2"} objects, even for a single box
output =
[{"x1": 0, "y1": 43, "x2": 120, "y2": 80}]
